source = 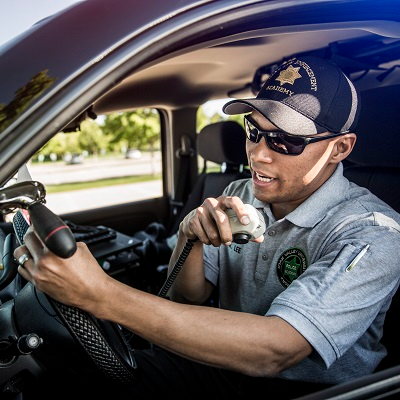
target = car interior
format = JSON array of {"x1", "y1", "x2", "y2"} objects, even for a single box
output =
[{"x1": 0, "y1": 1, "x2": 400, "y2": 399}]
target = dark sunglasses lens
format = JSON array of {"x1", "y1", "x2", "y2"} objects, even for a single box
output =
[
  {"x1": 268, "y1": 134, "x2": 306, "y2": 155},
  {"x1": 244, "y1": 116, "x2": 306, "y2": 155},
  {"x1": 244, "y1": 119, "x2": 260, "y2": 142}
]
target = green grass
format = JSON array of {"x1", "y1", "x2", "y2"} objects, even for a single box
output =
[{"x1": 46, "y1": 174, "x2": 162, "y2": 193}]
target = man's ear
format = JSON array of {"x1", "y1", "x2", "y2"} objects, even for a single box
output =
[{"x1": 331, "y1": 133, "x2": 357, "y2": 163}]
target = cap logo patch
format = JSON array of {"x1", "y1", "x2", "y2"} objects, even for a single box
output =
[
  {"x1": 275, "y1": 65, "x2": 302, "y2": 86},
  {"x1": 277, "y1": 247, "x2": 308, "y2": 288}
]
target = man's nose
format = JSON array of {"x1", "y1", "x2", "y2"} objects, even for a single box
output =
[{"x1": 248, "y1": 139, "x2": 273, "y2": 163}]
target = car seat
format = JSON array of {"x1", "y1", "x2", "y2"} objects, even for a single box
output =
[
  {"x1": 168, "y1": 120, "x2": 250, "y2": 235},
  {"x1": 344, "y1": 85, "x2": 400, "y2": 212},
  {"x1": 343, "y1": 84, "x2": 400, "y2": 371}
]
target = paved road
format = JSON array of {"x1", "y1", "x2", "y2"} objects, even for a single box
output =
[
  {"x1": 28, "y1": 155, "x2": 163, "y2": 214},
  {"x1": 29, "y1": 153, "x2": 161, "y2": 185},
  {"x1": 44, "y1": 181, "x2": 163, "y2": 214}
]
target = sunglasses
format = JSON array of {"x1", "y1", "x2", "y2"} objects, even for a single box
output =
[{"x1": 244, "y1": 115, "x2": 347, "y2": 156}]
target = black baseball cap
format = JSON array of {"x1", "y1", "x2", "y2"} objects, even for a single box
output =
[{"x1": 223, "y1": 56, "x2": 360, "y2": 136}]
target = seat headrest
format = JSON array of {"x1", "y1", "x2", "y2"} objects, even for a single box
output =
[
  {"x1": 348, "y1": 85, "x2": 400, "y2": 168},
  {"x1": 197, "y1": 120, "x2": 248, "y2": 166}
]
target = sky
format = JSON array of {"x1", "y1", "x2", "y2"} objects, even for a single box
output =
[{"x1": 0, "y1": 0, "x2": 83, "y2": 46}]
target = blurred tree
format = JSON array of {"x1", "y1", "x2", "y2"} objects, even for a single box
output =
[
  {"x1": 33, "y1": 105, "x2": 239, "y2": 166},
  {"x1": 64, "y1": 132, "x2": 81, "y2": 154},
  {"x1": 37, "y1": 134, "x2": 65, "y2": 160},
  {"x1": 78, "y1": 118, "x2": 109, "y2": 156},
  {"x1": 102, "y1": 109, "x2": 159, "y2": 149},
  {"x1": 197, "y1": 104, "x2": 243, "y2": 132},
  {"x1": 102, "y1": 109, "x2": 160, "y2": 175},
  {"x1": 34, "y1": 131, "x2": 80, "y2": 161}
]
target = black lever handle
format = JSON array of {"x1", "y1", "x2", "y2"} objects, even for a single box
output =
[{"x1": 27, "y1": 202, "x2": 77, "y2": 258}]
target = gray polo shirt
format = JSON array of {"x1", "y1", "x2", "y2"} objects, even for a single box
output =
[{"x1": 203, "y1": 163, "x2": 400, "y2": 384}]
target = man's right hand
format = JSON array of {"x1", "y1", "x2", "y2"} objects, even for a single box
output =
[{"x1": 180, "y1": 195, "x2": 263, "y2": 247}]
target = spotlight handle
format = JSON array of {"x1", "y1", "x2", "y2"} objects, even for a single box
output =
[{"x1": 27, "y1": 202, "x2": 77, "y2": 258}]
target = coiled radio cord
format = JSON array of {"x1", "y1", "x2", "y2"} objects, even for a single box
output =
[{"x1": 157, "y1": 238, "x2": 198, "y2": 298}]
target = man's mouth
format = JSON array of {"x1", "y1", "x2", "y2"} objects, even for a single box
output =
[{"x1": 255, "y1": 171, "x2": 274, "y2": 183}]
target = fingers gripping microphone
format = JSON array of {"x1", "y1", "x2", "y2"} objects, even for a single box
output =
[
  {"x1": 226, "y1": 204, "x2": 266, "y2": 244},
  {"x1": 158, "y1": 204, "x2": 265, "y2": 298}
]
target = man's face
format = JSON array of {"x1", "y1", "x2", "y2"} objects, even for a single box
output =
[{"x1": 246, "y1": 111, "x2": 340, "y2": 216}]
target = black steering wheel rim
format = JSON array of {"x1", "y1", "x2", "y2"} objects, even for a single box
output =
[
  {"x1": 10, "y1": 208, "x2": 138, "y2": 384},
  {"x1": 13, "y1": 279, "x2": 138, "y2": 384},
  {"x1": 49, "y1": 296, "x2": 137, "y2": 384}
]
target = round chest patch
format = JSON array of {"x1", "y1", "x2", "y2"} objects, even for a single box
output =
[{"x1": 277, "y1": 248, "x2": 308, "y2": 288}]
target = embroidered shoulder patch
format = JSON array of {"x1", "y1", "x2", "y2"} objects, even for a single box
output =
[{"x1": 277, "y1": 248, "x2": 308, "y2": 288}]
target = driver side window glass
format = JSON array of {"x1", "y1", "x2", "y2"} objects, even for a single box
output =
[{"x1": 26, "y1": 109, "x2": 163, "y2": 215}]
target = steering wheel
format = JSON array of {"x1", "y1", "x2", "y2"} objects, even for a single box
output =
[{"x1": 11, "y1": 206, "x2": 138, "y2": 385}]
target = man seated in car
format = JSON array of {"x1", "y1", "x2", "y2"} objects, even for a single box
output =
[{"x1": 15, "y1": 56, "x2": 400, "y2": 399}]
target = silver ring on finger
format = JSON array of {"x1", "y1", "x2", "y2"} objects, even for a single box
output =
[{"x1": 18, "y1": 253, "x2": 31, "y2": 267}]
